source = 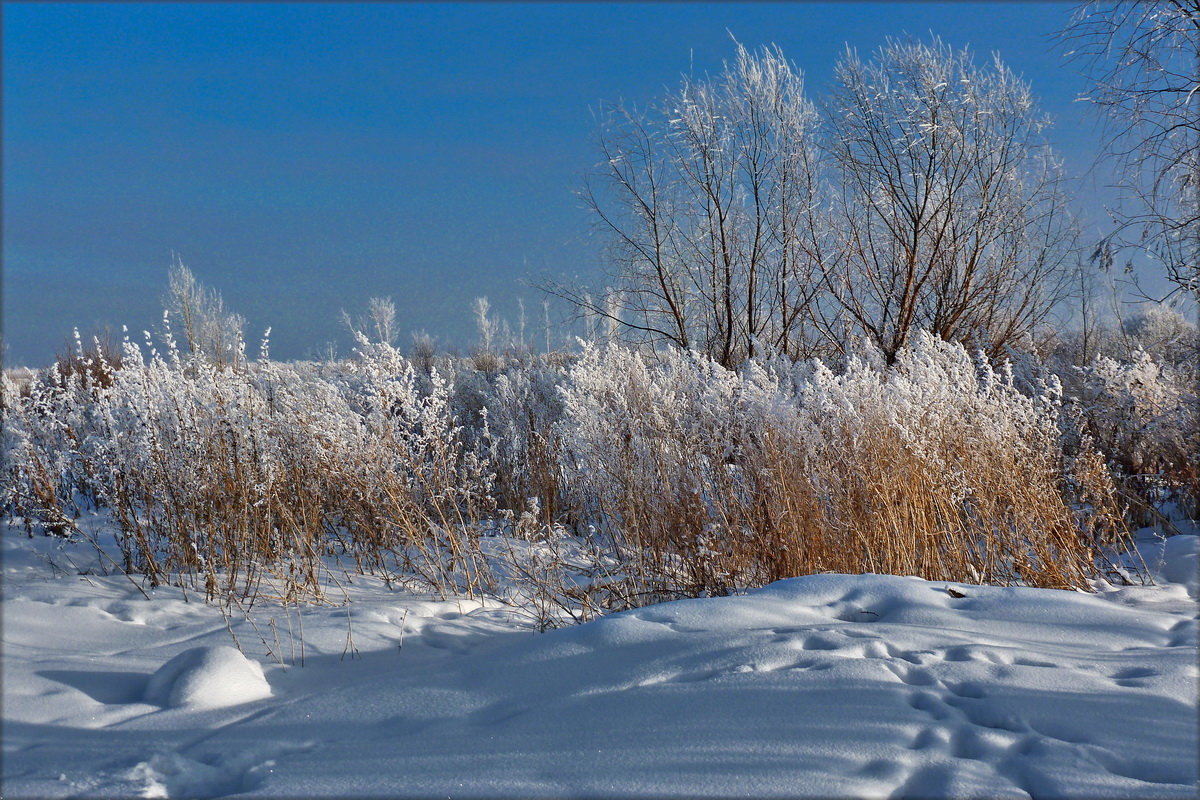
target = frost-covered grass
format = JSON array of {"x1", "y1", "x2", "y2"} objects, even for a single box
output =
[
  {"x1": 557, "y1": 335, "x2": 1127, "y2": 598},
  {"x1": 5, "y1": 326, "x2": 1196, "y2": 615}
]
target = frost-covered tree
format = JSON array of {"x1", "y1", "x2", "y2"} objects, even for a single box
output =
[
  {"x1": 341, "y1": 296, "x2": 399, "y2": 346},
  {"x1": 822, "y1": 38, "x2": 1076, "y2": 363},
  {"x1": 165, "y1": 258, "x2": 246, "y2": 367},
  {"x1": 576, "y1": 42, "x2": 827, "y2": 366},
  {"x1": 1062, "y1": 1, "x2": 1200, "y2": 299},
  {"x1": 366, "y1": 296, "x2": 398, "y2": 346},
  {"x1": 574, "y1": 38, "x2": 1076, "y2": 366},
  {"x1": 1121, "y1": 303, "x2": 1200, "y2": 367},
  {"x1": 472, "y1": 297, "x2": 498, "y2": 355}
]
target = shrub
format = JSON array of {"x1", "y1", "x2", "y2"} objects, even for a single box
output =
[
  {"x1": 1073, "y1": 351, "x2": 1199, "y2": 522},
  {"x1": 557, "y1": 334, "x2": 1129, "y2": 603}
]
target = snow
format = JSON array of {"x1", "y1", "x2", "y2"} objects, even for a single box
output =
[
  {"x1": 1160, "y1": 534, "x2": 1199, "y2": 594},
  {"x1": 3, "y1": 522, "x2": 1197, "y2": 798},
  {"x1": 143, "y1": 647, "x2": 271, "y2": 710}
]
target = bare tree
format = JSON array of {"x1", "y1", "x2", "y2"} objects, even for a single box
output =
[
  {"x1": 166, "y1": 257, "x2": 246, "y2": 366},
  {"x1": 570, "y1": 39, "x2": 1078, "y2": 366},
  {"x1": 822, "y1": 38, "x2": 1077, "y2": 362},
  {"x1": 1061, "y1": 1, "x2": 1200, "y2": 299},
  {"x1": 472, "y1": 296, "x2": 498, "y2": 355},
  {"x1": 576, "y1": 43, "x2": 827, "y2": 367},
  {"x1": 340, "y1": 296, "x2": 398, "y2": 346}
]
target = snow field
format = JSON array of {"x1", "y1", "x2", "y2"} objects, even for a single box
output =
[{"x1": 2, "y1": 527, "x2": 1196, "y2": 798}]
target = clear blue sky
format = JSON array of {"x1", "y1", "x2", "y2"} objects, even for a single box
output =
[{"x1": 2, "y1": 2, "x2": 1141, "y2": 366}]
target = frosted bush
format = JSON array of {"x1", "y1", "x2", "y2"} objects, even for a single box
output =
[
  {"x1": 1074, "y1": 350, "x2": 1199, "y2": 518},
  {"x1": 1121, "y1": 305, "x2": 1199, "y2": 368},
  {"x1": 3, "y1": 327, "x2": 499, "y2": 601},
  {"x1": 482, "y1": 363, "x2": 566, "y2": 521},
  {"x1": 557, "y1": 333, "x2": 1126, "y2": 600}
]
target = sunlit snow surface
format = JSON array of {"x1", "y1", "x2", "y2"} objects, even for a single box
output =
[{"x1": 3, "y1": 520, "x2": 1197, "y2": 799}]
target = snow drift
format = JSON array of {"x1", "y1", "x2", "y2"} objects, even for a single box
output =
[
  {"x1": 143, "y1": 646, "x2": 271, "y2": 710},
  {"x1": 2, "y1": 527, "x2": 1195, "y2": 798}
]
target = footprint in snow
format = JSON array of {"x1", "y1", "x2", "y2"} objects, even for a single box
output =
[
  {"x1": 800, "y1": 633, "x2": 842, "y2": 651},
  {"x1": 884, "y1": 661, "x2": 939, "y2": 687},
  {"x1": 1109, "y1": 665, "x2": 1159, "y2": 687}
]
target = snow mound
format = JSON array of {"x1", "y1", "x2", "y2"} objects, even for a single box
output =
[
  {"x1": 1160, "y1": 534, "x2": 1199, "y2": 596},
  {"x1": 144, "y1": 646, "x2": 271, "y2": 710}
]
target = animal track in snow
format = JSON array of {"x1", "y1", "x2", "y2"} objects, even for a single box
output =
[
  {"x1": 798, "y1": 633, "x2": 843, "y2": 651},
  {"x1": 884, "y1": 662, "x2": 938, "y2": 687},
  {"x1": 1109, "y1": 665, "x2": 1159, "y2": 687},
  {"x1": 1010, "y1": 657, "x2": 1057, "y2": 668},
  {"x1": 946, "y1": 680, "x2": 987, "y2": 699},
  {"x1": 906, "y1": 726, "x2": 946, "y2": 751},
  {"x1": 106, "y1": 742, "x2": 316, "y2": 800},
  {"x1": 907, "y1": 690, "x2": 954, "y2": 721}
]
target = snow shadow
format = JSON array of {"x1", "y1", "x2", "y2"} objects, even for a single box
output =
[{"x1": 37, "y1": 669, "x2": 148, "y2": 705}]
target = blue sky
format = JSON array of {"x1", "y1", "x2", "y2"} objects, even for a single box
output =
[{"x1": 2, "y1": 2, "x2": 1142, "y2": 365}]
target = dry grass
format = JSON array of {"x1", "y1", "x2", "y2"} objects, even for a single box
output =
[
  {"x1": 556, "y1": 337, "x2": 1134, "y2": 606},
  {"x1": 2, "y1": 332, "x2": 1144, "y2": 614},
  {"x1": 25, "y1": 341, "x2": 498, "y2": 606}
]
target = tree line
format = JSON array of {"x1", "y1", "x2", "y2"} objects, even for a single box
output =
[{"x1": 555, "y1": 13, "x2": 1196, "y2": 369}]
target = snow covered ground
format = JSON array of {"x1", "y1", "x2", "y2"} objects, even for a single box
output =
[{"x1": 3, "y1": 520, "x2": 1197, "y2": 799}]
